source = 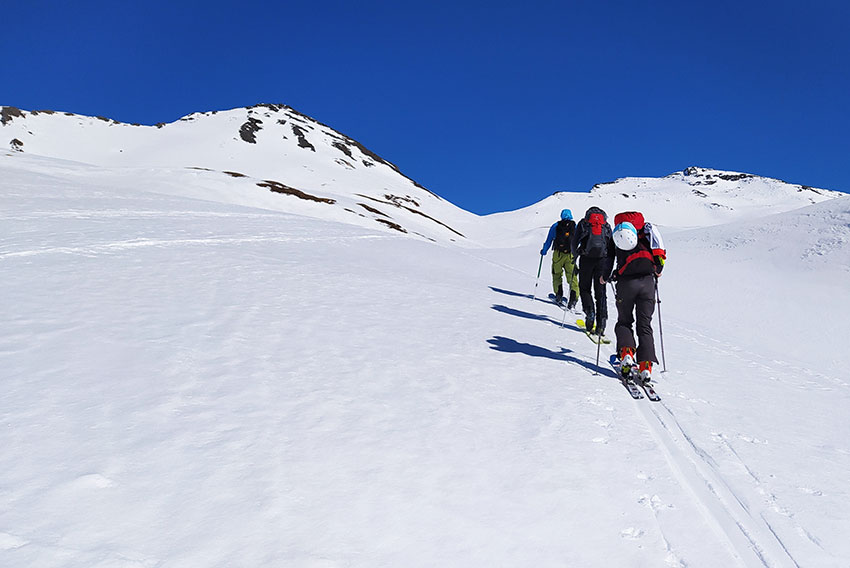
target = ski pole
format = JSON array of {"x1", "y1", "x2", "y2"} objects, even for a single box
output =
[
  {"x1": 594, "y1": 326, "x2": 602, "y2": 375},
  {"x1": 654, "y1": 276, "x2": 667, "y2": 372},
  {"x1": 531, "y1": 254, "x2": 544, "y2": 301}
]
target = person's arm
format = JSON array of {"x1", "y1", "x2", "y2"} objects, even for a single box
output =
[
  {"x1": 570, "y1": 221, "x2": 584, "y2": 257},
  {"x1": 540, "y1": 223, "x2": 557, "y2": 255}
]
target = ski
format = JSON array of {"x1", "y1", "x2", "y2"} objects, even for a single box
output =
[
  {"x1": 622, "y1": 377, "x2": 644, "y2": 399},
  {"x1": 576, "y1": 319, "x2": 611, "y2": 344},
  {"x1": 609, "y1": 356, "x2": 648, "y2": 400},
  {"x1": 637, "y1": 378, "x2": 661, "y2": 402}
]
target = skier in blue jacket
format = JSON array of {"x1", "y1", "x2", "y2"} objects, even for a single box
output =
[{"x1": 540, "y1": 209, "x2": 579, "y2": 309}]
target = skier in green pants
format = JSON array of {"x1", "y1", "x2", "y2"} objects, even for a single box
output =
[{"x1": 540, "y1": 209, "x2": 579, "y2": 308}]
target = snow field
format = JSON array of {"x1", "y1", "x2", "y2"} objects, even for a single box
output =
[{"x1": 2, "y1": 153, "x2": 850, "y2": 566}]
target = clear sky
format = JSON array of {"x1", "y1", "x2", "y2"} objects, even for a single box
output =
[{"x1": 4, "y1": 0, "x2": 849, "y2": 214}]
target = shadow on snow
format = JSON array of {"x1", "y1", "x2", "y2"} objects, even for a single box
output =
[
  {"x1": 489, "y1": 286, "x2": 555, "y2": 305},
  {"x1": 490, "y1": 304, "x2": 584, "y2": 334},
  {"x1": 486, "y1": 336, "x2": 614, "y2": 376}
]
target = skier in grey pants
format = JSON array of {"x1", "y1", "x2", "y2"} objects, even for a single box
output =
[{"x1": 605, "y1": 211, "x2": 667, "y2": 382}]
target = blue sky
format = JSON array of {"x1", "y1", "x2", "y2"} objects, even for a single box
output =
[{"x1": 5, "y1": 0, "x2": 849, "y2": 214}]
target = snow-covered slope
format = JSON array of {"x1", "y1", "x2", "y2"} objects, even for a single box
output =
[
  {"x1": 485, "y1": 167, "x2": 844, "y2": 248},
  {"x1": 2, "y1": 151, "x2": 850, "y2": 567},
  {"x1": 1, "y1": 105, "x2": 476, "y2": 244},
  {"x1": 3, "y1": 105, "x2": 844, "y2": 248}
]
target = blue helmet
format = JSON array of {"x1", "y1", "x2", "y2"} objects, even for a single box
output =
[{"x1": 560, "y1": 209, "x2": 573, "y2": 220}]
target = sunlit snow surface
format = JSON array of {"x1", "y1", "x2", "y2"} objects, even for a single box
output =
[{"x1": 2, "y1": 138, "x2": 850, "y2": 567}]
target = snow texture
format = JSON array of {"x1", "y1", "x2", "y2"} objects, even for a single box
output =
[{"x1": 1, "y1": 107, "x2": 850, "y2": 567}]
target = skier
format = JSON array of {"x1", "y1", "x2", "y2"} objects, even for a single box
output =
[
  {"x1": 540, "y1": 209, "x2": 579, "y2": 308},
  {"x1": 571, "y1": 206, "x2": 614, "y2": 335},
  {"x1": 604, "y1": 211, "x2": 666, "y2": 382}
]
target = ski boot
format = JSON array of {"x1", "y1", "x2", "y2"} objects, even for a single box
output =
[
  {"x1": 619, "y1": 347, "x2": 636, "y2": 379},
  {"x1": 638, "y1": 361, "x2": 653, "y2": 384}
]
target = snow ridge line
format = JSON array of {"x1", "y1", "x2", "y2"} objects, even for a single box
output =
[{"x1": 640, "y1": 401, "x2": 801, "y2": 568}]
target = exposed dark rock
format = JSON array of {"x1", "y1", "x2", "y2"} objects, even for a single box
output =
[
  {"x1": 223, "y1": 171, "x2": 247, "y2": 178},
  {"x1": 355, "y1": 193, "x2": 465, "y2": 238},
  {"x1": 375, "y1": 218, "x2": 407, "y2": 233},
  {"x1": 249, "y1": 103, "x2": 285, "y2": 113},
  {"x1": 717, "y1": 173, "x2": 753, "y2": 182},
  {"x1": 683, "y1": 166, "x2": 704, "y2": 177},
  {"x1": 257, "y1": 180, "x2": 335, "y2": 204},
  {"x1": 239, "y1": 117, "x2": 263, "y2": 144},
  {"x1": 10, "y1": 138, "x2": 24, "y2": 151},
  {"x1": 242, "y1": 102, "x2": 437, "y2": 197},
  {"x1": 332, "y1": 141, "x2": 352, "y2": 158},
  {"x1": 384, "y1": 194, "x2": 419, "y2": 207},
  {"x1": 291, "y1": 124, "x2": 315, "y2": 151},
  {"x1": 692, "y1": 189, "x2": 708, "y2": 198},
  {"x1": 358, "y1": 203, "x2": 390, "y2": 217},
  {"x1": 1, "y1": 106, "x2": 24, "y2": 125}
]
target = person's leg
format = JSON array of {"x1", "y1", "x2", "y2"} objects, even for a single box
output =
[
  {"x1": 551, "y1": 251, "x2": 568, "y2": 300},
  {"x1": 614, "y1": 278, "x2": 637, "y2": 353},
  {"x1": 634, "y1": 276, "x2": 658, "y2": 364},
  {"x1": 578, "y1": 258, "x2": 595, "y2": 329},
  {"x1": 564, "y1": 254, "x2": 579, "y2": 308}
]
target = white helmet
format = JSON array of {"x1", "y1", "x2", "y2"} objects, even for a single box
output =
[{"x1": 613, "y1": 221, "x2": 638, "y2": 250}]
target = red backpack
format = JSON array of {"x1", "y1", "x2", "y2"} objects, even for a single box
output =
[
  {"x1": 581, "y1": 207, "x2": 611, "y2": 258},
  {"x1": 614, "y1": 211, "x2": 645, "y2": 231}
]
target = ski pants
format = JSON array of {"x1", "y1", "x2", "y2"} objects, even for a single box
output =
[
  {"x1": 551, "y1": 250, "x2": 579, "y2": 297},
  {"x1": 614, "y1": 274, "x2": 657, "y2": 363},
  {"x1": 578, "y1": 256, "x2": 608, "y2": 321}
]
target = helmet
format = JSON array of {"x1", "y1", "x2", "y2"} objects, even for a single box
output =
[
  {"x1": 560, "y1": 209, "x2": 573, "y2": 220},
  {"x1": 613, "y1": 221, "x2": 638, "y2": 250}
]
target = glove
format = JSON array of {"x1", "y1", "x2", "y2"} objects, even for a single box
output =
[{"x1": 540, "y1": 249, "x2": 546, "y2": 256}]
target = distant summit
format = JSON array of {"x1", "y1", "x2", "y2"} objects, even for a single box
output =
[
  {"x1": 1, "y1": 104, "x2": 479, "y2": 243},
  {"x1": 3, "y1": 104, "x2": 845, "y2": 242}
]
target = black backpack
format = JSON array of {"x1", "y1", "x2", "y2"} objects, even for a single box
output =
[
  {"x1": 580, "y1": 207, "x2": 611, "y2": 258},
  {"x1": 553, "y1": 219, "x2": 575, "y2": 253}
]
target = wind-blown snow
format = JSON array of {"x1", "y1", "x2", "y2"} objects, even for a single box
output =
[{"x1": 2, "y1": 107, "x2": 850, "y2": 567}]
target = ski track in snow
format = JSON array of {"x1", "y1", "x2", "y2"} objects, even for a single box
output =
[
  {"x1": 484, "y1": 255, "x2": 846, "y2": 567},
  {"x1": 481, "y1": 260, "x2": 806, "y2": 568}
]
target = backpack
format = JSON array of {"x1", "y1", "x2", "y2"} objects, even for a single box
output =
[
  {"x1": 581, "y1": 207, "x2": 611, "y2": 258},
  {"x1": 553, "y1": 219, "x2": 575, "y2": 253},
  {"x1": 613, "y1": 211, "x2": 645, "y2": 231}
]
